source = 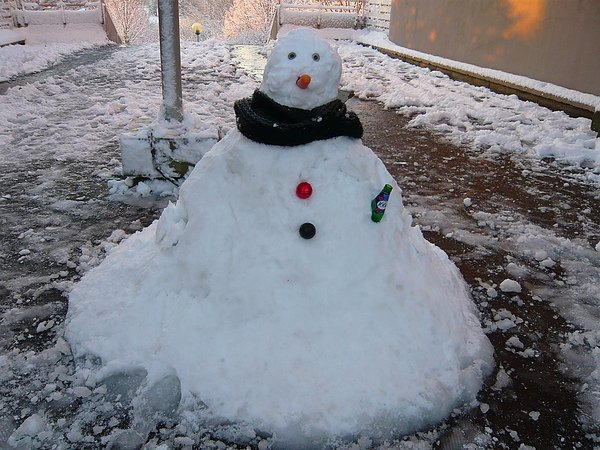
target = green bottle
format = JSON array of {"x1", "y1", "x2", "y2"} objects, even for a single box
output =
[{"x1": 371, "y1": 184, "x2": 393, "y2": 223}]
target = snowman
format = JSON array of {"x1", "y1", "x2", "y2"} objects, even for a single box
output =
[{"x1": 66, "y1": 28, "x2": 494, "y2": 446}]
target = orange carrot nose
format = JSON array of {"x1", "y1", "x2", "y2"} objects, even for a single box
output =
[{"x1": 296, "y1": 74, "x2": 311, "y2": 89}]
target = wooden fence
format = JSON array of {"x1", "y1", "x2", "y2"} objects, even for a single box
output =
[
  {"x1": 365, "y1": 0, "x2": 391, "y2": 32},
  {"x1": 1, "y1": 1, "x2": 12, "y2": 28}
]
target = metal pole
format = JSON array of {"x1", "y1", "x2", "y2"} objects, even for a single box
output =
[{"x1": 157, "y1": 0, "x2": 183, "y2": 122}]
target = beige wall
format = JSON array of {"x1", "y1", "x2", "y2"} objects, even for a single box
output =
[{"x1": 388, "y1": 0, "x2": 600, "y2": 96}]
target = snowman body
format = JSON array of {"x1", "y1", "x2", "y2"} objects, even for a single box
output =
[{"x1": 66, "y1": 29, "x2": 493, "y2": 443}]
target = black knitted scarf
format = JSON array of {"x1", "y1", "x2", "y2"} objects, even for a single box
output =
[{"x1": 234, "y1": 90, "x2": 363, "y2": 147}]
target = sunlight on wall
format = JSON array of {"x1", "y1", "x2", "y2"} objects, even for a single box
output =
[{"x1": 501, "y1": 0, "x2": 547, "y2": 40}]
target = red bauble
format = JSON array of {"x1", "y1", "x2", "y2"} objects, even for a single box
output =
[{"x1": 296, "y1": 182, "x2": 313, "y2": 199}]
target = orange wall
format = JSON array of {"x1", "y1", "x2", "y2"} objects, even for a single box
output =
[{"x1": 388, "y1": 0, "x2": 600, "y2": 96}]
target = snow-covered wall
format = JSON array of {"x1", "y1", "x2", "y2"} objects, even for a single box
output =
[
  {"x1": 277, "y1": 4, "x2": 361, "y2": 31},
  {"x1": 20, "y1": 9, "x2": 101, "y2": 25},
  {"x1": 280, "y1": 9, "x2": 358, "y2": 29},
  {"x1": 388, "y1": 0, "x2": 600, "y2": 97}
]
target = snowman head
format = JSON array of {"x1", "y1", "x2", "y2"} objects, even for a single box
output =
[{"x1": 259, "y1": 28, "x2": 342, "y2": 111}]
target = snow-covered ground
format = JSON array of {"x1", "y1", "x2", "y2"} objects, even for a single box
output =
[
  {"x1": 338, "y1": 40, "x2": 600, "y2": 179},
  {"x1": 0, "y1": 23, "x2": 108, "y2": 82},
  {"x1": 1, "y1": 40, "x2": 259, "y2": 449},
  {"x1": 353, "y1": 30, "x2": 600, "y2": 113},
  {"x1": 1, "y1": 35, "x2": 599, "y2": 448},
  {"x1": 337, "y1": 40, "x2": 600, "y2": 441}
]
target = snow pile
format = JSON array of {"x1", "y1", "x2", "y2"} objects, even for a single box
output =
[
  {"x1": 413, "y1": 194, "x2": 600, "y2": 432},
  {"x1": 337, "y1": 40, "x2": 600, "y2": 180},
  {"x1": 0, "y1": 29, "x2": 25, "y2": 46},
  {"x1": 66, "y1": 30, "x2": 493, "y2": 445},
  {"x1": 353, "y1": 30, "x2": 600, "y2": 111},
  {"x1": 0, "y1": 24, "x2": 108, "y2": 81},
  {"x1": 0, "y1": 40, "x2": 256, "y2": 164},
  {"x1": 0, "y1": 41, "x2": 99, "y2": 82},
  {"x1": 67, "y1": 132, "x2": 494, "y2": 444}
]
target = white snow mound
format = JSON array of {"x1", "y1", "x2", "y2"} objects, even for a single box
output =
[{"x1": 66, "y1": 130, "x2": 493, "y2": 444}]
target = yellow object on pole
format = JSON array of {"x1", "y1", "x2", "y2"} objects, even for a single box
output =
[
  {"x1": 192, "y1": 22, "x2": 203, "y2": 42},
  {"x1": 191, "y1": 22, "x2": 203, "y2": 33}
]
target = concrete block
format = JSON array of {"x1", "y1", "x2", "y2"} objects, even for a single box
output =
[{"x1": 120, "y1": 127, "x2": 220, "y2": 181}]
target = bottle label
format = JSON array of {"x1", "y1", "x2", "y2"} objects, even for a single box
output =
[
  {"x1": 371, "y1": 184, "x2": 393, "y2": 223},
  {"x1": 374, "y1": 193, "x2": 389, "y2": 214}
]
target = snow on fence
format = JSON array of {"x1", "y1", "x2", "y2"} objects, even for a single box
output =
[
  {"x1": 100, "y1": 1, "x2": 120, "y2": 44},
  {"x1": 270, "y1": 1, "x2": 390, "y2": 40},
  {"x1": 1, "y1": 0, "x2": 15, "y2": 28},
  {"x1": 365, "y1": 0, "x2": 391, "y2": 32},
  {"x1": 271, "y1": 3, "x2": 365, "y2": 39},
  {"x1": 10, "y1": 0, "x2": 101, "y2": 27}
]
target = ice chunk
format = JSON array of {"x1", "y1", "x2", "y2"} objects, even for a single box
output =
[
  {"x1": 106, "y1": 429, "x2": 145, "y2": 450},
  {"x1": 136, "y1": 181, "x2": 152, "y2": 196},
  {"x1": 500, "y1": 279, "x2": 522, "y2": 293},
  {"x1": 517, "y1": 348, "x2": 537, "y2": 358},
  {"x1": 174, "y1": 436, "x2": 194, "y2": 446},
  {"x1": 66, "y1": 426, "x2": 83, "y2": 443},
  {"x1": 132, "y1": 373, "x2": 181, "y2": 435},
  {"x1": 36, "y1": 319, "x2": 55, "y2": 333},
  {"x1": 505, "y1": 263, "x2": 528, "y2": 279},
  {"x1": 10, "y1": 414, "x2": 46, "y2": 440},
  {"x1": 0, "y1": 416, "x2": 16, "y2": 448},
  {"x1": 495, "y1": 318, "x2": 517, "y2": 331},
  {"x1": 493, "y1": 367, "x2": 512, "y2": 390},
  {"x1": 506, "y1": 336, "x2": 525, "y2": 350},
  {"x1": 94, "y1": 385, "x2": 108, "y2": 395},
  {"x1": 71, "y1": 386, "x2": 92, "y2": 398},
  {"x1": 508, "y1": 429, "x2": 520, "y2": 441},
  {"x1": 101, "y1": 368, "x2": 147, "y2": 404},
  {"x1": 107, "y1": 229, "x2": 128, "y2": 243},
  {"x1": 540, "y1": 258, "x2": 555, "y2": 268}
]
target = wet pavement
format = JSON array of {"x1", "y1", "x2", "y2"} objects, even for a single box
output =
[
  {"x1": 352, "y1": 99, "x2": 599, "y2": 448},
  {"x1": 1, "y1": 43, "x2": 599, "y2": 449}
]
